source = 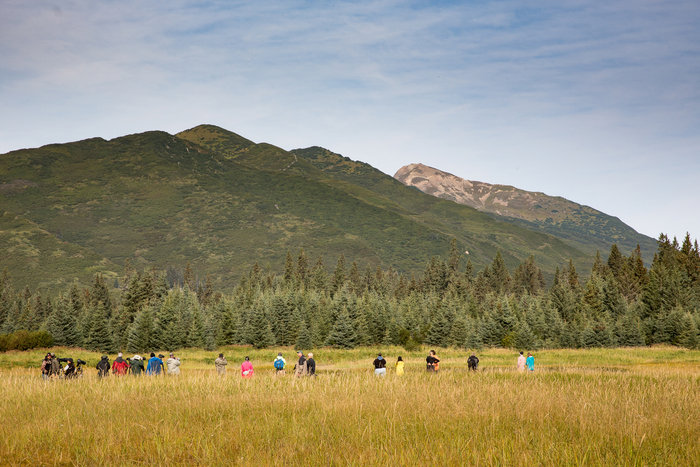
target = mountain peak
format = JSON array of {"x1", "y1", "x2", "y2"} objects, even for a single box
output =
[{"x1": 394, "y1": 163, "x2": 656, "y2": 261}]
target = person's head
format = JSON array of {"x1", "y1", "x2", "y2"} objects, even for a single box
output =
[
  {"x1": 45, "y1": 353, "x2": 51, "y2": 359},
  {"x1": 67, "y1": 358, "x2": 73, "y2": 364},
  {"x1": 101, "y1": 355, "x2": 108, "y2": 360},
  {"x1": 158, "y1": 354, "x2": 164, "y2": 359},
  {"x1": 150, "y1": 352, "x2": 155, "y2": 357},
  {"x1": 429, "y1": 350, "x2": 436, "y2": 356},
  {"x1": 118, "y1": 352, "x2": 123, "y2": 358},
  {"x1": 244, "y1": 356, "x2": 250, "y2": 361},
  {"x1": 308, "y1": 353, "x2": 313, "y2": 358},
  {"x1": 397, "y1": 356, "x2": 403, "y2": 362},
  {"x1": 50, "y1": 353, "x2": 56, "y2": 358},
  {"x1": 527, "y1": 352, "x2": 532, "y2": 357},
  {"x1": 169, "y1": 353, "x2": 174, "y2": 358},
  {"x1": 297, "y1": 350, "x2": 302, "y2": 356},
  {"x1": 278, "y1": 352, "x2": 283, "y2": 357},
  {"x1": 520, "y1": 351, "x2": 523, "y2": 355},
  {"x1": 218, "y1": 353, "x2": 224, "y2": 358}
]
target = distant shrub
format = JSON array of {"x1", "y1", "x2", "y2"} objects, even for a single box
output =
[{"x1": 0, "y1": 330, "x2": 54, "y2": 352}]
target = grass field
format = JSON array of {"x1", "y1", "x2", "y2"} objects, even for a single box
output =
[{"x1": 1, "y1": 346, "x2": 698, "y2": 466}]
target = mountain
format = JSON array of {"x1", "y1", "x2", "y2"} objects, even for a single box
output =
[
  {"x1": 394, "y1": 163, "x2": 657, "y2": 261},
  {"x1": 0, "y1": 125, "x2": 588, "y2": 292}
]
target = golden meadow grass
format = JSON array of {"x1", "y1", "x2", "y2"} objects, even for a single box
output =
[{"x1": 1, "y1": 347, "x2": 698, "y2": 466}]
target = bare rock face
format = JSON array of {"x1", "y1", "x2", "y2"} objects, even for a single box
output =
[{"x1": 393, "y1": 163, "x2": 594, "y2": 223}]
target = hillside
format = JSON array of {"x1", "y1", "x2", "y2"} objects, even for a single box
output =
[
  {"x1": 0, "y1": 125, "x2": 586, "y2": 292},
  {"x1": 394, "y1": 163, "x2": 657, "y2": 261}
]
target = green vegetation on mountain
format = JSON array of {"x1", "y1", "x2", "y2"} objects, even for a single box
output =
[
  {"x1": 394, "y1": 163, "x2": 658, "y2": 262},
  {"x1": 0, "y1": 125, "x2": 592, "y2": 292}
]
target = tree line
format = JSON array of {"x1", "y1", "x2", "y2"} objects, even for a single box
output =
[{"x1": 0, "y1": 234, "x2": 698, "y2": 352}]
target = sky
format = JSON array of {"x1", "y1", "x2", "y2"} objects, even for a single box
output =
[{"x1": 1, "y1": 0, "x2": 699, "y2": 242}]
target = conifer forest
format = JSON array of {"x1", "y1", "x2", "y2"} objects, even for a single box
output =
[{"x1": 1, "y1": 234, "x2": 698, "y2": 353}]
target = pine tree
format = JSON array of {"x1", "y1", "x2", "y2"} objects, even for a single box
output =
[
  {"x1": 326, "y1": 306, "x2": 357, "y2": 348},
  {"x1": 249, "y1": 303, "x2": 274, "y2": 349},
  {"x1": 187, "y1": 308, "x2": 206, "y2": 348},
  {"x1": 283, "y1": 251, "x2": 295, "y2": 284},
  {"x1": 616, "y1": 311, "x2": 645, "y2": 347},
  {"x1": 85, "y1": 301, "x2": 113, "y2": 352},
  {"x1": 489, "y1": 252, "x2": 512, "y2": 295},
  {"x1": 127, "y1": 305, "x2": 155, "y2": 352},
  {"x1": 183, "y1": 262, "x2": 195, "y2": 290},
  {"x1": 45, "y1": 295, "x2": 80, "y2": 347},
  {"x1": 332, "y1": 254, "x2": 346, "y2": 294},
  {"x1": 447, "y1": 314, "x2": 468, "y2": 347},
  {"x1": 295, "y1": 320, "x2": 313, "y2": 350},
  {"x1": 296, "y1": 249, "x2": 309, "y2": 287}
]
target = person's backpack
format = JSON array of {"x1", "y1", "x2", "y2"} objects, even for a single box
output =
[{"x1": 274, "y1": 359, "x2": 284, "y2": 370}]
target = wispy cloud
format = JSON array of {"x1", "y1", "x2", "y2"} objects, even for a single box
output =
[{"x1": 1, "y1": 0, "x2": 699, "y2": 239}]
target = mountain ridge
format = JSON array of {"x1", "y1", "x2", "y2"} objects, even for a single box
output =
[{"x1": 394, "y1": 162, "x2": 657, "y2": 261}]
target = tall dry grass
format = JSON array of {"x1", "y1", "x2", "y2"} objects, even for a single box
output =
[{"x1": 1, "y1": 347, "x2": 698, "y2": 465}]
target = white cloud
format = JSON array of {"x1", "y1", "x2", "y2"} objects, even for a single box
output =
[{"x1": 1, "y1": 0, "x2": 699, "y2": 240}]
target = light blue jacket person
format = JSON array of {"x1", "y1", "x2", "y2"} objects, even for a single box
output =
[
  {"x1": 146, "y1": 353, "x2": 164, "y2": 375},
  {"x1": 526, "y1": 353, "x2": 534, "y2": 371}
]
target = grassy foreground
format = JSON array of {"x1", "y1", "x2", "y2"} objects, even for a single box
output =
[{"x1": 1, "y1": 347, "x2": 698, "y2": 466}]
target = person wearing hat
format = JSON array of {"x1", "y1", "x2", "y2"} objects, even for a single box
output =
[
  {"x1": 146, "y1": 353, "x2": 164, "y2": 375},
  {"x1": 130, "y1": 355, "x2": 145, "y2": 376},
  {"x1": 112, "y1": 352, "x2": 129, "y2": 376},
  {"x1": 294, "y1": 351, "x2": 307, "y2": 378},
  {"x1": 215, "y1": 353, "x2": 228, "y2": 376},
  {"x1": 373, "y1": 353, "x2": 387, "y2": 377},
  {"x1": 96, "y1": 355, "x2": 111, "y2": 378},
  {"x1": 306, "y1": 353, "x2": 316, "y2": 376},
  {"x1": 166, "y1": 353, "x2": 181, "y2": 375}
]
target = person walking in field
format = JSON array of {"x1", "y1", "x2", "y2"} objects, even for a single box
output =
[
  {"x1": 41, "y1": 353, "x2": 52, "y2": 380},
  {"x1": 294, "y1": 351, "x2": 307, "y2": 378},
  {"x1": 467, "y1": 354, "x2": 479, "y2": 371},
  {"x1": 241, "y1": 356, "x2": 254, "y2": 378},
  {"x1": 50, "y1": 353, "x2": 61, "y2": 378},
  {"x1": 166, "y1": 353, "x2": 181, "y2": 375},
  {"x1": 130, "y1": 355, "x2": 145, "y2": 376},
  {"x1": 215, "y1": 353, "x2": 228, "y2": 376},
  {"x1": 426, "y1": 350, "x2": 440, "y2": 372},
  {"x1": 373, "y1": 353, "x2": 387, "y2": 377},
  {"x1": 112, "y1": 353, "x2": 129, "y2": 376},
  {"x1": 273, "y1": 353, "x2": 286, "y2": 375},
  {"x1": 395, "y1": 356, "x2": 404, "y2": 376},
  {"x1": 147, "y1": 353, "x2": 164, "y2": 375},
  {"x1": 526, "y1": 352, "x2": 535, "y2": 372},
  {"x1": 306, "y1": 353, "x2": 316, "y2": 376},
  {"x1": 96, "y1": 355, "x2": 111, "y2": 378},
  {"x1": 517, "y1": 351, "x2": 526, "y2": 372}
]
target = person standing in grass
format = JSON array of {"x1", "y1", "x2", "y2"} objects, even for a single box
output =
[
  {"x1": 215, "y1": 353, "x2": 228, "y2": 376},
  {"x1": 166, "y1": 353, "x2": 181, "y2": 375},
  {"x1": 526, "y1": 352, "x2": 535, "y2": 372},
  {"x1": 517, "y1": 351, "x2": 526, "y2": 372},
  {"x1": 306, "y1": 353, "x2": 316, "y2": 376},
  {"x1": 373, "y1": 353, "x2": 387, "y2": 376},
  {"x1": 426, "y1": 350, "x2": 440, "y2": 372},
  {"x1": 112, "y1": 353, "x2": 129, "y2": 376},
  {"x1": 50, "y1": 353, "x2": 61, "y2": 378},
  {"x1": 294, "y1": 351, "x2": 307, "y2": 378},
  {"x1": 41, "y1": 353, "x2": 51, "y2": 380},
  {"x1": 130, "y1": 355, "x2": 145, "y2": 376},
  {"x1": 467, "y1": 354, "x2": 479, "y2": 371},
  {"x1": 241, "y1": 356, "x2": 254, "y2": 378},
  {"x1": 395, "y1": 356, "x2": 404, "y2": 376},
  {"x1": 96, "y1": 355, "x2": 111, "y2": 378},
  {"x1": 273, "y1": 353, "x2": 286, "y2": 375},
  {"x1": 147, "y1": 353, "x2": 164, "y2": 375}
]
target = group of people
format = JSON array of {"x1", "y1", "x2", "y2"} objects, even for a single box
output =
[
  {"x1": 516, "y1": 351, "x2": 535, "y2": 372},
  {"x1": 40, "y1": 353, "x2": 85, "y2": 379},
  {"x1": 93, "y1": 352, "x2": 181, "y2": 376},
  {"x1": 42, "y1": 349, "x2": 535, "y2": 379},
  {"x1": 213, "y1": 351, "x2": 317, "y2": 378},
  {"x1": 372, "y1": 350, "x2": 481, "y2": 376}
]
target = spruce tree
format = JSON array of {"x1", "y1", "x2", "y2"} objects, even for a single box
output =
[
  {"x1": 85, "y1": 301, "x2": 113, "y2": 352},
  {"x1": 326, "y1": 306, "x2": 357, "y2": 348},
  {"x1": 249, "y1": 303, "x2": 274, "y2": 349},
  {"x1": 616, "y1": 311, "x2": 645, "y2": 347},
  {"x1": 127, "y1": 305, "x2": 155, "y2": 352},
  {"x1": 447, "y1": 315, "x2": 468, "y2": 348},
  {"x1": 45, "y1": 296, "x2": 80, "y2": 347}
]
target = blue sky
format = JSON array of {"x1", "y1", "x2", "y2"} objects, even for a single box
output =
[{"x1": 1, "y1": 0, "x2": 699, "y2": 243}]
